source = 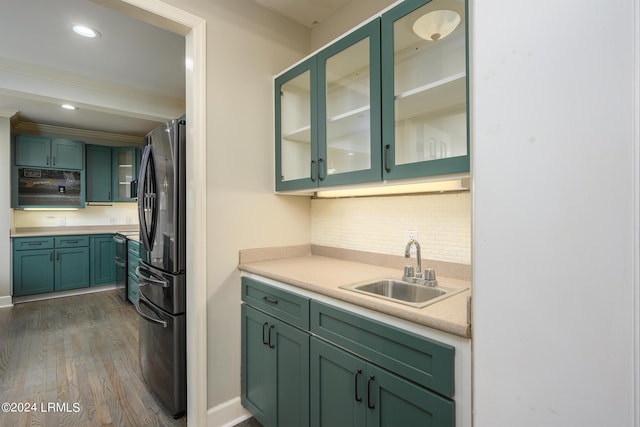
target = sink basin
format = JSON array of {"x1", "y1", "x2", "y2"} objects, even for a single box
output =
[{"x1": 340, "y1": 279, "x2": 467, "y2": 308}]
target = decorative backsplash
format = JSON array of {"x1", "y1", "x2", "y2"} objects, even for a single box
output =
[
  {"x1": 12, "y1": 203, "x2": 139, "y2": 228},
  {"x1": 311, "y1": 192, "x2": 471, "y2": 265}
]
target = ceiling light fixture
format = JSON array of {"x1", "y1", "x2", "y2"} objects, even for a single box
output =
[
  {"x1": 413, "y1": 10, "x2": 461, "y2": 41},
  {"x1": 60, "y1": 104, "x2": 78, "y2": 110},
  {"x1": 71, "y1": 24, "x2": 100, "y2": 38}
]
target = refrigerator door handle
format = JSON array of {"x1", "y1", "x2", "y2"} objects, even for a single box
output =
[
  {"x1": 135, "y1": 297, "x2": 168, "y2": 328},
  {"x1": 137, "y1": 145, "x2": 158, "y2": 252},
  {"x1": 136, "y1": 266, "x2": 169, "y2": 288}
]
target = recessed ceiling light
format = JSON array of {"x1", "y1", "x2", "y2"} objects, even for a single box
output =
[
  {"x1": 71, "y1": 24, "x2": 100, "y2": 38},
  {"x1": 60, "y1": 104, "x2": 78, "y2": 110}
]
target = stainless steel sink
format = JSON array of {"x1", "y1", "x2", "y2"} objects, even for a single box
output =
[{"x1": 340, "y1": 278, "x2": 467, "y2": 308}]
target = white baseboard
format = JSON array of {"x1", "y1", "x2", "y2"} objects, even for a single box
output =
[
  {"x1": 0, "y1": 295, "x2": 13, "y2": 308},
  {"x1": 207, "y1": 397, "x2": 251, "y2": 427}
]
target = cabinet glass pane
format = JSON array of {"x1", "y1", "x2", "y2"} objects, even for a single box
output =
[
  {"x1": 393, "y1": 0, "x2": 466, "y2": 166},
  {"x1": 116, "y1": 150, "x2": 135, "y2": 198},
  {"x1": 325, "y1": 38, "x2": 371, "y2": 176},
  {"x1": 280, "y1": 70, "x2": 312, "y2": 182}
]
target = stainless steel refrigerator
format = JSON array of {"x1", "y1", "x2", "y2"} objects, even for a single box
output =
[{"x1": 135, "y1": 118, "x2": 186, "y2": 418}]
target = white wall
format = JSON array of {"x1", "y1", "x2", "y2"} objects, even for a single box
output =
[
  {"x1": 13, "y1": 203, "x2": 138, "y2": 228},
  {"x1": 0, "y1": 115, "x2": 13, "y2": 299},
  {"x1": 311, "y1": 193, "x2": 471, "y2": 264},
  {"x1": 471, "y1": 1, "x2": 637, "y2": 426},
  {"x1": 156, "y1": 0, "x2": 313, "y2": 412}
]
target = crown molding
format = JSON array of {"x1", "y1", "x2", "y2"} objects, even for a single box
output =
[
  {"x1": 0, "y1": 108, "x2": 18, "y2": 118},
  {"x1": 13, "y1": 121, "x2": 143, "y2": 146}
]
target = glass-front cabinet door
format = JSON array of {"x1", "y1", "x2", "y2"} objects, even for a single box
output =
[
  {"x1": 275, "y1": 21, "x2": 381, "y2": 192},
  {"x1": 317, "y1": 19, "x2": 381, "y2": 187},
  {"x1": 381, "y1": 0, "x2": 468, "y2": 180},
  {"x1": 275, "y1": 58, "x2": 317, "y2": 191}
]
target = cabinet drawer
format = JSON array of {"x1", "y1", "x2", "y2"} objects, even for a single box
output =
[
  {"x1": 310, "y1": 300, "x2": 455, "y2": 397},
  {"x1": 13, "y1": 236, "x2": 54, "y2": 250},
  {"x1": 128, "y1": 255, "x2": 140, "y2": 277},
  {"x1": 242, "y1": 277, "x2": 310, "y2": 330},
  {"x1": 54, "y1": 235, "x2": 90, "y2": 248},
  {"x1": 127, "y1": 239, "x2": 140, "y2": 257}
]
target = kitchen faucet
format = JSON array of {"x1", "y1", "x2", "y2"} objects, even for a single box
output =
[
  {"x1": 404, "y1": 239, "x2": 423, "y2": 279},
  {"x1": 403, "y1": 239, "x2": 438, "y2": 287}
]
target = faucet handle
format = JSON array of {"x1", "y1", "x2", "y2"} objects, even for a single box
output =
[
  {"x1": 403, "y1": 265, "x2": 414, "y2": 278},
  {"x1": 424, "y1": 268, "x2": 438, "y2": 287}
]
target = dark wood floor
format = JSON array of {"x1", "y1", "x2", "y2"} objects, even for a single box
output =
[
  {"x1": 233, "y1": 417, "x2": 262, "y2": 427},
  {"x1": 0, "y1": 290, "x2": 187, "y2": 427}
]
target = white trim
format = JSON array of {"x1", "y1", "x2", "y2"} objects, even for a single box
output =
[
  {"x1": 0, "y1": 295, "x2": 13, "y2": 308},
  {"x1": 0, "y1": 108, "x2": 18, "y2": 118},
  {"x1": 111, "y1": 1, "x2": 208, "y2": 426},
  {"x1": 634, "y1": 0, "x2": 640, "y2": 424},
  {"x1": 12, "y1": 284, "x2": 116, "y2": 304},
  {"x1": 207, "y1": 397, "x2": 251, "y2": 427}
]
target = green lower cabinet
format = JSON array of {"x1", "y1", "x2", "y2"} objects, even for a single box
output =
[
  {"x1": 128, "y1": 274, "x2": 139, "y2": 304},
  {"x1": 90, "y1": 235, "x2": 116, "y2": 286},
  {"x1": 310, "y1": 337, "x2": 366, "y2": 427},
  {"x1": 310, "y1": 337, "x2": 454, "y2": 427},
  {"x1": 12, "y1": 248, "x2": 55, "y2": 296},
  {"x1": 13, "y1": 236, "x2": 92, "y2": 296},
  {"x1": 241, "y1": 304, "x2": 310, "y2": 427},
  {"x1": 55, "y1": 247, "x2": 90, "y2": 291}
]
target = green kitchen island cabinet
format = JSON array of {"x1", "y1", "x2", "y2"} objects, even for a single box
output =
[
  {"x1": 241, "y1": 277, "x2": 311, "y2": 427},
  {"x1": 90, "y1": 234, "x2": 116, "y2": 286},
  {"x1": 310, "y1": 337, "x2": 454, "y2": 427},
  {"x1": 15, "y1": 135, "x2": 84, "y2": 170},
  {"x1": 13, "y1": 236, "x2": 90, "y2": 296}
]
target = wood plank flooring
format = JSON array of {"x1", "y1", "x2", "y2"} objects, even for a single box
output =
[{"x1": 0, "y1": 290, "x2": 187, "y2": 427}]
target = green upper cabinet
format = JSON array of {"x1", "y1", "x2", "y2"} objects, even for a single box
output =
[
  {"x1": 276, "y1": 20, "x2": 381, "y2": 191},
  {"x1": 381, "y1": 0, "x2": 468, "y2": 180},
  {"x1": 275, "y1": 0, "x2": 469, "y2": 191},
  {"x1": 112, "y1": 147, "x2": 138, "y2": 202},
  {"x1": 15, "y1": 135, "x2": 84, "y2": 170},
  {"x1": 51, "y1": 139, "x2": 85, "y2": 170},
  {"x1": 86, "y1": 145, "x2": 113, "y2": 202},
  {"x1": 275, "y1": 57, "x2": 317, "y2": 191}
]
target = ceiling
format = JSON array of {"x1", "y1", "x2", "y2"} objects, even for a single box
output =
[
  {"x1": 251, "y1": 0, "x2": 353, "y2": 28},
  {"x1": 0, "y1": 0, "x2": 185, "y2": 140},
  {"x1": 0, "y1": 0, "x2": 350, "y2": 141}
]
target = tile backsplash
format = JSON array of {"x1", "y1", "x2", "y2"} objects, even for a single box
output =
[
  {"x1": 311, "y1": 192, "x2": 471, "y2": 265},
  {"x1": 13, "y1": 203, "x2": 139, "y2": 228}
]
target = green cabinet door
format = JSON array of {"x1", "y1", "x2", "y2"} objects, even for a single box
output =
[
  {"x1": 381, "y1": 0, "x2": 469, "y2": 180},
  {"x1": 366, "y1": 364, "x2": 455, "y2": 427},
  {"x1": 310, "y1": 337, "x2": 454, "y2": 427},
  {"x1": 316, "y1": 19, "x2": 382, "y2": 188},
  {"x1": 51, "y1": 139, "x2": 84, "y2": 170},
  {"x1": 242, "y1": 304, "x2": 276, "y2": 426},
  {"x1": 310, "y1": 337, "x2": 366, "y2": 427},
  {"x1": 55, "y1": 247, "x2": 90, "y2": 291},
  {"x1": 275, "y1": 57, "x2": 318, "y2": 191},
  {"x1": 12, "y1": 248, "x2": 55, "y2": 296},
  {"x1": 242, "y1": 304, "x2": 310, "y2": 427},
  {"x1": 112, "y1": 147, "x2": 138, "y2": 201},
  {"x1": 86, "y1": 145, "x2": 113, "y2": 202},
  {"x1": 15, "y1": 135, "x2": 51, "y2": 167},
  {"x1": 90, "y1": 235, "x2": 115, "y2": 286}
]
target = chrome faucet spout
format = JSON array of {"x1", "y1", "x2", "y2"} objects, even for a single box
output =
[{"x1": 404, "y1": 239, "x2": 422, "y2": 278}]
